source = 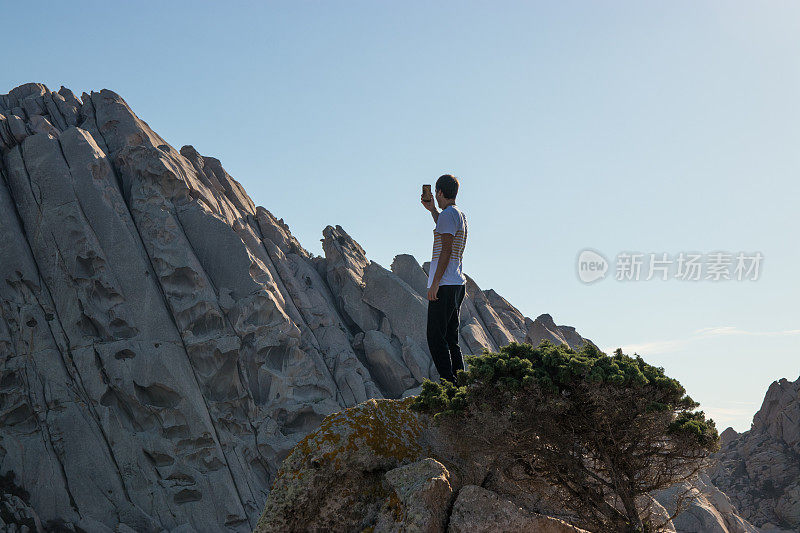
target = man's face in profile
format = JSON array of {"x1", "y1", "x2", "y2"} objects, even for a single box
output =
[{"x1": 435, "y1": 188, "x2": 446, "y2": 209}]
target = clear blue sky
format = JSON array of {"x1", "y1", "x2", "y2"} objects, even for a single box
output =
[{"x1": 4, "y1": 1, "x2": 799, "y2": 431}]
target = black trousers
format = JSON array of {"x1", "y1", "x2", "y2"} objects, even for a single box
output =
[{"x1": 426, "y1": 283, "x2": 466, "y2": 383}]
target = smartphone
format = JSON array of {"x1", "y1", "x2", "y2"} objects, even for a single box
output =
[{"x1": 422, "y1": 184, "x2": 432, "y2": 201}]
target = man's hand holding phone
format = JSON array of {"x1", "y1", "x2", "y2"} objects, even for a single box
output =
[{"x1": 421, "y1": 184, "x2": 436, "y2": 213}]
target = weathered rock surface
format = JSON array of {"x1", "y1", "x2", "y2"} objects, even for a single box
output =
[
  {"x1": 374, "y1": 458, "x2": 453, "y2": 533},
  {"x1": 254, "y1": 398, "x2": 428, "y2": 532},
  {"x1": 448, "y1": 485, "x2": 588, "y2": 533},
  {"x1": 654, "y1": 474, "x2": 759, "y2": 533},
  {"x1": 0, "y1": 83, "x2": 592, "y2": 532},
  {"x1": 710, "y1": 375, "x2": 800, "y2": 531}
]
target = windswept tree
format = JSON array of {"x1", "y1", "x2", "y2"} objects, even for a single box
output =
[{"x1": 411, "y1": 341, "x2": 719, "y2": 533}]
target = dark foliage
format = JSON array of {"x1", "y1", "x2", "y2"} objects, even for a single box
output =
[{"x1": 411, "y1": 341, "x2": 719, "y2": 532}]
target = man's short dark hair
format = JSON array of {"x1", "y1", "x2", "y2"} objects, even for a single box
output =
[{"x1": 436, "y1": 174, "x2": 459, "y2": 199}]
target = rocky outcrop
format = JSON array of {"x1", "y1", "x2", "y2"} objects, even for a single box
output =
[
  {"x1": 525, "y1": 313, "x2": 592, "y2": 350},
  {"x1": 255, "y1": 398, "x2": 429, "y2": 532},
  {"x1": 256, "y1": 397, "x2": 756, "y2": 533},
  {"x1": 710, "y1": 376, "x2": 800, "y2": 531},
  {"x1": 0, "y1": 83, "x2": 592, "y2": 532},
  {"x1": 254, "y1": 398, "x2": 590, "y2": 533}
]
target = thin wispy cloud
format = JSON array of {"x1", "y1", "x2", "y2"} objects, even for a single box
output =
[
  {"x1": 703, "y1": 404, "x2": 761, "y2": 430},
  {"x1": 605, "y1": 326, "x2": 800, "y2": 355},
  {"x1": 604, "y1": 339, "x2": 685, "y2": 355},
  {"x1": 694, "y1": 326, "x2": 800, "y2": 338}
]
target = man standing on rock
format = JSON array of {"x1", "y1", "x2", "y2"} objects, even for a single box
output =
[{"x1": 421, "y1": 174, "x2": 468, "y2": 384}]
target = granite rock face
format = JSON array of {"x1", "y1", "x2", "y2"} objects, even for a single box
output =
[
  {"x1": 0, "y1": 83, "x2": 592, "y2": 532},
  {"x1": 710, "y1": 375, "x2": 800, "y2": 532}
]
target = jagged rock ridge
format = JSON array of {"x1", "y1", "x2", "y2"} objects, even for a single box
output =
[
  {"x1": 711, "y1": 375, "x2": 800, "y2": 532},
  {"x1": 0, "y1": 83, "x2": 591, "y2": 532}
]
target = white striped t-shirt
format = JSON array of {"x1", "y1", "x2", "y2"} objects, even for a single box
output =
[{"x1": 428, "y1": 205, "x2": 467, "y2": 288}]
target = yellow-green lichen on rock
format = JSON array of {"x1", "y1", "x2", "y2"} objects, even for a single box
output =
[
  {"x1": 255, "y1": 397, "x2": 432, "y2": 532},
  {"x1": 254, "y1": 395, "x2": 592, "y2": 533}
]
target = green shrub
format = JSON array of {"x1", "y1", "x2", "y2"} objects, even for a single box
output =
[{"x1": 411, "y1": 341, "x2": 719, "y2": 532}]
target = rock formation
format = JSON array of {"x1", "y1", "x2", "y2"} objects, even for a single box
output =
[
  {"x1": 256, "y1": 397, "x2": 757, "y2": 533},
  {"x1": 0, "y1": 83, "x2": 592, "y2": 532},
  {"x1": 710, "y1": 375, "x2": 800, "y2": 532},
  {"x1": 654, "y1": 474, "x2": 758, "y2": 533},
  {"x1": 254, "y1": 398, "x2": 591, "y2": 533}
]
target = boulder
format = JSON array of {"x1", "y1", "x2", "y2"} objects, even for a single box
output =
[
  {"x1": 254, "y1": 398, "x2": 428, "y2": 532},
  {"x1": 448, "y1": 485, "x2": 589, "y2": 533},
  {"x1": 374, "y1": 458, "x2": 454, "y2": 533}
]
